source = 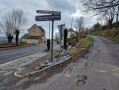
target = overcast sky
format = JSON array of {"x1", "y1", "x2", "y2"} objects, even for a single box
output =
[{"x1": 0, "y1": 0, "x2": 98, "y2": 38}]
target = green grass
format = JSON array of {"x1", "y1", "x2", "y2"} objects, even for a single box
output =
[
  {"x1": 90, "y1": 28, "x2": 119, "y2": 43},
  {"x1": 80, "y1": 36, "x2": 93, "y2": 48},
  {"x1": 90, "y1": 31, "x2": 104, "y2": 36}
]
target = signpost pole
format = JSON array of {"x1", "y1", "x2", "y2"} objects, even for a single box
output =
[
  {"x1": 49, "y1": 21, "x2": 50, "y2": 39},
  {"x1": 59, "y1": 26, "x2": 62, "y2": 57},
  {"x1": 51, "y1": 20, "x2": 54, "y2": 62}
]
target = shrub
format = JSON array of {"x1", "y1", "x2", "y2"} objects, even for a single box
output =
[{"x1": 47, "y1": 39, "x2": 50, "y2": 51}]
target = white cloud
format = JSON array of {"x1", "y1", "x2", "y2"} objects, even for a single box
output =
[{"x1": 0, "y1": 0, "x2": 98, "y2": 38}]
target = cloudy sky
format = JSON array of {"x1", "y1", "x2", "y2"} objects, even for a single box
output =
[{"x1": 0, "y1": 0, "x2": 98, "y2": 38}]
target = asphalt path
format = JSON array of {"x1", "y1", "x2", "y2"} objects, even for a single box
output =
[
  {"x1": 0, "y1": 36, "x2": 119, "y2": 90},
  {"x1": 27, "y1": 36, "x2": 119, "y2": 90},
  {"x1": 0, "y1": 43, "x2": 58, "y2": 65}
]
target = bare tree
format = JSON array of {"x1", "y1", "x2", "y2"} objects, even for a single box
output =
[
  {"x1": 75, "y1": 16, "x2": 84, "y2": 32},
  {"x1": 0, "y1": 9, "x2": 27, "y2": 45},
  {"x1": 12, "y1": 9, "x2": 27, "y2": 46},
  {"x1": 81, "y1": 0, "x2": 118, "y2": 28},
  {"x1": 0, "y1": 12, "x2": 14, "y2": 45}
]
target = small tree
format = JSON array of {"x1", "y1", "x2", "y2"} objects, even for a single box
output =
[
  {"x1": 64, "y1": 28, "x2": 68, "y2": 50},
  {"x1": 0, "y1": 9, "x2": 27, "y2": 45},
  {"x1": 47, "y1": 39, "x2": 50, "y2": 51},
  {"x1": 0, "y1": 13, "x2": 14, "y2": 45},
  {"x1": 75, "y1": 16, "x2": 84, "y2": 32},
  {"x1": 11, "y1": 9, "x2": 27, "y2": 46},
  {"x1": 93, "y1": 22, "x2": 101, "y2": 29}
]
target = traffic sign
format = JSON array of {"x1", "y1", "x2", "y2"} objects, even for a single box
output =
[
  {"x1": 36, "y1": 10, "x2": 61, "y2": 15},
  {"x1": 35, "y1": 14, "x2": 61, "y2": 21}
]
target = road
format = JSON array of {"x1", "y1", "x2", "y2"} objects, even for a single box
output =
[
  {"x1": 0, "y1": 44, "x2": 47, "y2": 64},
  {"x1": 0, "y1": 36, "x2": 119, "y2": 90},
  {"x1": 0, "y1": 43, "x2": 58, "y2": 65}
]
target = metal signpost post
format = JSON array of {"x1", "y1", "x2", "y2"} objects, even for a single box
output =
[
  {"x1": 36, "y1": 10, "x2": 61, "y2": 62},
  {"x1": 57, "y1": 24, "x2": 65, "y2": 57}
]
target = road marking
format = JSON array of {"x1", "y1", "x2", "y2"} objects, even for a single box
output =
[
  {"x1": 0, "y1": 57, "x2": 24, "y2": 67},
  {"x1": 0, "y1": 52, "x2": 48, "y2": 67},
  {"x1": 95, "y1": 70, "x2": 108, "y2": 73},
  {"x1": 0, "y1": 49, "x2": 32, "y2": 57}
]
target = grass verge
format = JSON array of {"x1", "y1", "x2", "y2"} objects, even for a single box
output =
[
  {"x1": 90, "y1": 28, "x2": 119, "y2": 43},
  {"x1": 69, "y1": 36, "x2": 92, "y2": 60},
  {"x1": 80, "y1": 36, "x2": 93, "y2": 48}
]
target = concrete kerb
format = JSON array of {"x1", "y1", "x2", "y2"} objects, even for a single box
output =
[{"x1": 14, "y1": 56, "x2": 72, "y2": 77}]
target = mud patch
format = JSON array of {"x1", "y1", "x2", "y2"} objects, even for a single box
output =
[
  {"x1": 64, "y1": 68, "x2": 73, "y2": 77},
  {"x1": 84, "y1": 62, "x2": 88, "y2": 69},
  {"x1": 76, "y1": 75, "x2": 87, "y2": 86}
]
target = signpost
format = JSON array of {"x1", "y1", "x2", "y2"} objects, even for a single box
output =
[
  {"x1": 36, "y1": 10, "x2": 61, "y2": 15},
  {"x1": 57, "y1": 24, "x2": 65, "y2": 57},
  {"x1": 35, "y1": 14, "x2": 61, "y2": 21},
  {"x1": 35, "y1": 10, "x2": 61, "y2": 62}
]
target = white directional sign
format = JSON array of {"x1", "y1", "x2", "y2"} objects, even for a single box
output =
[
  {"x1": 36, "y1": 10, "x2": 61, "y2": 15},
  {"x1": 35, "y1": 14, "x2": 61, "y2": 21}
]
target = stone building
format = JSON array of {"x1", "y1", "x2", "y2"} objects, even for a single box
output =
[
  {"x1": 22, "y1": 24, "x2": 45, "y2": 44},
  {"x1": 67, "y1": 28, "x2": 76, "y2": 39}
]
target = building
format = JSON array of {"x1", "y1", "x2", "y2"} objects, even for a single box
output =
[
  {"x1": 22, "y1": 24, "x2": 45, "y2": 44},
  {"x1": 67, "y1": 28, "x2": 76, "y2": 39}
]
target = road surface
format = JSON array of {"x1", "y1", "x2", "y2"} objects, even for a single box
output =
[
  {"x1": 0, "y1": 43, "x2": 58, "y2": 65},
  {"x1": 0, "y1": 36, "x2": 119, "y2": 90}
]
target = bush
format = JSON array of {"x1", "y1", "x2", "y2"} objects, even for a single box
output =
[
  {"x1": 47, "y1": 39, "x2": 50, "y2": 51},
  {"x1": 69, "y1": 48, "x2": 80, "y2": 58}
]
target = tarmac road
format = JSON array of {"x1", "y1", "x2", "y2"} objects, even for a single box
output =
[
  {"x1": 0, "y1": 44, "x2": 47, "y2": 64},
  {"x1": 0, "y1": 43, "x2": 59, "y2": 65},
  {"x1": 0, "y1": 36, "x2": 119, "y2": 90}
]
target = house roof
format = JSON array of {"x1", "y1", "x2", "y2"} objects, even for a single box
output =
[
  {"x1": 68, "y1": 28, "x2": 75, "y2": 32},
  {"x1": 22, "y1": 34, "x2": 41, "y2": 39},
  {"x1": 28, "y1": 24, "x2": 45, "y2": 33},
  {"x1": 37, "y1": 26, "x2": 45, "y2": 33}
]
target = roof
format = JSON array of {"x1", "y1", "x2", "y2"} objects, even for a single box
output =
[
  {"x1": 28, "y1": 24, "x2": 45, "y2": 33},
  {"x1": 22, "y1": 34, "x2": 41, "y2": 39},
  {"x1": 37, "y1": 26, "x2": 45, "y2": 33},
  {"x1": 68, "y1": 28, "x2": 75, "y2": 32}
]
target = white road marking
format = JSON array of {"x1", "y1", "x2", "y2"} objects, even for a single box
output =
[
  {"x1": 0, "y1": 49, "x2": 32, "y2": 57},
  {"x1": 0, "y1": 52, "x2": 47, "y2": 67}
]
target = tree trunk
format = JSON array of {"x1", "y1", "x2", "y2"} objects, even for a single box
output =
[
  {"x1": 15, "y1": 30, "x2": 20, "y2": 46},
  {"x1": 116, "y1": 14, "x2": 118, "y2": 23},
  {"x1": 108, "y1": 19, "x2": 113, "y2": 29},
  {"x1": 16, "y1": 34, "x2": 18, "y2": 46},
  {"x1": 7, "y1": 35, "x2": 13, "y2": 45}
]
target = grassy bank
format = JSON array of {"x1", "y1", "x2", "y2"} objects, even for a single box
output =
[
  {"x1": 69, "y1": 36, "x2": 92, "y2": 59},
  {"x1": 80, "y1": 36, "x2": 92, "y2": 48},
  {"x1": 90, "y1": 28, "x2": 119, "y2": 43}
]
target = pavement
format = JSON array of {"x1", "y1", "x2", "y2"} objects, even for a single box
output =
[{"x1": 0, "y1": 36, "x2": 119, "y2": 90}]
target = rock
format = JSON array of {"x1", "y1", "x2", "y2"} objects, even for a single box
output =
[
  {"x1": 47, "y1": 62, "x2": 52, "y2": 66},
  {"x1": 44, "y1": 60, "x2": 50, "y2": 64},
  {"x1": 34, "y1": 67, "x2": 41, "y2": 71},
  {"x1": 67, "y1": 45, "x2": 72, "y2": 50},
  {"x1": 61, "y1": 50, "x2": 68, "y2": 56}
]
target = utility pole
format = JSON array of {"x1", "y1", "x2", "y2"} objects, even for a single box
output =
[{"x1": 71, "y1": 17, "x2": 73, "y2": 28}]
